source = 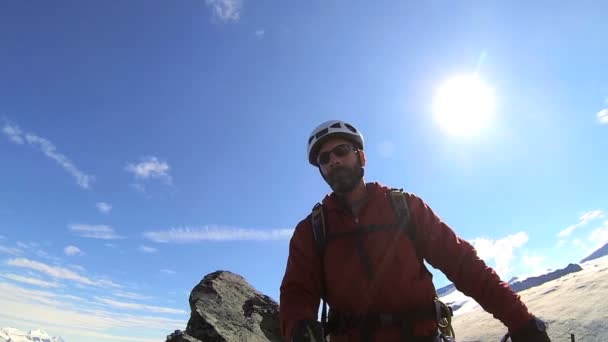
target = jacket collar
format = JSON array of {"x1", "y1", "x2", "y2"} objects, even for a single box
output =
[{"x1": 321, "y1": 182, "x2": 387, "y2": 212}]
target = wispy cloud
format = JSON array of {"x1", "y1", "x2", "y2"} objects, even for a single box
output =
[
  {"x1": 126, "y1": 157, "x2": 171, "y2": 182},
  {"x1": 143, "y1": 225, "x2": 293, "y2": 243},
  {"x1": 64, "y1": 245, "x2": 84, "y2": 256},
  {"x1": 126, "y1": 156, "x2": 172, "y2": 193},
  {"x1": 0, "y1": 281, "x2": 185, "y2": 342},
  {"x1": 69, "y1": 264, "x2": 87, "y2": 272},
  {"x1": 1, "y1": 242, "x2": 58, "y2": 260},
  {"x1": 112, "y1": 291, "x2": 153, "y2": 301},
  {"x1": 94, "y1": 297, "x2": 187, "y2": 315},
  {"x1": 588, "y1": 221, "x2": 608, "y2": 251},
  {"x1": 5, "y1": 258, "x2": 119, "y2": 288},
  {"x1": 557, "y1": 210, "x2": 604, "y2": 237},
  {"x1": 521, "y1": 254, "x2": 546, "y2": 275},
  {"x1": 206, "y1": 0, "x2": 242, "y2": 22},
  {"x1": 138, "y1": 245, "x2": 157, "y2": 253},
  {"x1": 573, "y1": 238, "x2": 588, "y2": 251},
  {"x1": 160, "y1": 269, "x2": 176, "y2": 275},
  {"x1": 2, "y1": 124, "x2": 24, "y2": 144},
  {"x1": 96, "y1": 202, "x2": 112, "y2": 214},
  {"x1": 255, "y1": 29, "x2": 265, "y2": 37},
  {"x1": 1, "y1": 273, "x2": 61, "y2": 288},
  {"x1": 17, "y1": 241, "x2": 37, "y2": 249},
  {"x1": 68, "y1": 224, "x2": 125, "y2": 240},
  {"x1": 470, "y1": 232, "x2": 528, "y2": 279},
  {"x1": 598, "y1": 108, "x2": 608, "y2": 124},
  {"x1": 0, "y1": 245, "x2": 24, "y2": 256},
  {"x1": 6, "y1": 258, "x2": 95, "y2": 286},
  {"x1": 2, "y1": 123, "x2": 94, "y2": 189}
]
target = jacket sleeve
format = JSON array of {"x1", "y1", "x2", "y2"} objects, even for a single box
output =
[
  {"x1": 407, "y1": 193, "x2": 533, "y2": 332},
  {"x1": 279, "y1": 218, "x2": 323, "y2": 340}
]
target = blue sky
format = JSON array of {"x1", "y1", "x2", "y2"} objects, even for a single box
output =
[{"x1": 1, "y1": 1, "x2": 608, "y2": 341}]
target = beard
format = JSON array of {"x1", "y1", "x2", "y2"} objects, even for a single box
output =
[{"x1": 324, "y1": 164, "x2": 364, "y2": 195}]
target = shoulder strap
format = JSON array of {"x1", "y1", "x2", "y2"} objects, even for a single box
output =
[
  {"x1": 387, "y1": 188, "x2": 416, "y2": 245},
  {"x1": 310, "y1": 202, "x2": 328, "y2": 341},
  {"x1": 311, "y1": 202, "x2": 327, "y2": 256}
]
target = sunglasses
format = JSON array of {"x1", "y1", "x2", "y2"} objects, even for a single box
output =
[{"x1": 317, "y1": 143, "x2": 356, "y2": 165}]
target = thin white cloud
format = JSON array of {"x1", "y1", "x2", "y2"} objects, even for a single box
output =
[
  {"x1": 138, "y1": 245, "x2": 157, "y2": 253},
  {"x1": 573, "y1": 238, "x2": 588, "y2": 251},
  {"x1": 2, "y1": 124, "x2": 25, "y2": 144},
  {"x1": 94, "y1": 297, "x2": 187, "y2": 315},
  {"x1": 557, "y1": 210, "x2": 604, "y2": 237},
  {"x1": 143, "y1": 225, "x2": 294, "y2": 243},
  {"x1": 521, "y1": 254, "x2": 545, "y2": 276},
  {"x1": 64, "y1": 245, "x2": 84, "y2": 256},
  {"x1": 17, "y1": 241, "x2": 38, "y2": 249},
  {"x1": 6, "y1": 258, "x2": 95, "y2": 286},
  {"x1": 206, "y1": 0, "x2": 242, "y2": 22},
  {"x1": 69, "y1": 264, "x2": 87, "y2": 273},
  {"x1": 598, "y1": 108, "x2": 608, "y2": 124},
  {"x1": 97, "y1": 279, "x2": 123, "y2": 289},
  {"x1": 125, "y1": 157, "x2": 172, "y2": 193},
  {"x1": 588, "y1": 221, "x2": 608, "y2": 251},
  {"x1": 4, "y1": 242, "x2": 60, "y2": 261},
  {"x1": 130, "y1": 182, "x2": 147, "y2": 194},
  {"x1": 35, "y1": 249, "x2": 62, "y2": 262},
  {"x1": 0, "y1": 245, "x2": 24, "y2": 256},
  {"x1": 5, "y1": 258, "x2": 119, "y2": 288},
  {"x1": 112, "y1": 291, "x2": 153, "y2": 301},
  {"x1": 0, "y1": 281, "x2": 185, "y2": 342},
  {"x1": 160, "y1": 269, "x2": 176, "y2": 275},
  {"x1": 470, "y1": 232, "x2": 528, "y2": 279},
  {"x1": 2, "y1": 123, "x2": 94, "y2": 189},
  {"x1": 125, "y1": 156, "x2": 171, "y2": 182},
  {"x1": 68, "y1": 224, "x2": 125, "y2": 240},
  {"x1": 96, "y1": 202, "x2": 112, "y2": 214},
  {"x1": 1, "y1": 273, "x2": 61, "y2": 288},
  {"x1": 255, "y1": 29, "x2": 265, "y2": 37}
]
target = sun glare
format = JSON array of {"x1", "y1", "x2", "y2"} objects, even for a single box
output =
[{"x1": 432, "y1": 74, "x2": 495, "y2": 137}]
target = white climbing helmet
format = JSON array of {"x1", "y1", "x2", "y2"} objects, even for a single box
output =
[{"x1": 307, "y1": 120, "x2": 364, "y2": 166}]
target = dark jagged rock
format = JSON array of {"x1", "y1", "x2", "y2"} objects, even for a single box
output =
[
  {"x1": 509, "y1": 263, "x2": 583, "y2": 293},
  {"x1": 580, "y1": 242, "x2": 608, "y2": 263},
  {"x1": 166, "y1": 270, "x2": 281, "y2": 342}
]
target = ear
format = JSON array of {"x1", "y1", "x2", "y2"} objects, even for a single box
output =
[{"x1": 358, "y1": 149, "x2": 366, "y2": 167}]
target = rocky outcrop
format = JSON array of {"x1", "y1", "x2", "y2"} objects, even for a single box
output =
[
  {"x1": 509, "y1": 263, "x2": 583, "y2": 293},
  {"x1": 166, "y1": 271, "x2": 281, "y2": 342}
]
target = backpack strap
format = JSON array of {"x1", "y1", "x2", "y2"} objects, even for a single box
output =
[
  {"x1": 387, "y1": 188, "x2": 420, "y2": 260},
  {"x1": 387, "y1": 188, "x2": 456, "y2": 338},
  {"x1": 311, "y1": 202, "x2": 327, "y2": 256},
  {"x1": 310, "y1": 202, "x2": 329, "y2": 341}
]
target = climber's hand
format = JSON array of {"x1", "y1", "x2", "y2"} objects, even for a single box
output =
[
  {"x1": 291, "y1": 320, "x2": 323, "y2": 342},
  {"x1": 509, "y1": 317, "x2": 551, "y2": 342}
]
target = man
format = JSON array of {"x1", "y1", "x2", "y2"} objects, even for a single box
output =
[{"x1": 279, "y1": 120, "x2": 552, "y2": 342}]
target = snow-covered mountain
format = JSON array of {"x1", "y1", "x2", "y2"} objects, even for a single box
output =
[
  {"x1": 0, "y1": 327, "x2": 64, "y2": 342},
  {"x1": 451, "y1": 255, "x2": 608, "y2": 341},
  {"x1": 438, "y1": 243, "x2": 608, "y2": 315}
]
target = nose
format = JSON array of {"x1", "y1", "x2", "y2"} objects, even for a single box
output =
[{"x1": 328, "y1": 152, "x2": 342, "y2": 167}]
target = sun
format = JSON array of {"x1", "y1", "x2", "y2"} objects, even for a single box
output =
[{"x1": 432, "y1": 74, "x2": 495, "y2": 137}]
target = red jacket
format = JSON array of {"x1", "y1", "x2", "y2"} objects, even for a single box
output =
[{"x1": 279, "y1": 182, "x2": 533, "y2": 341}]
